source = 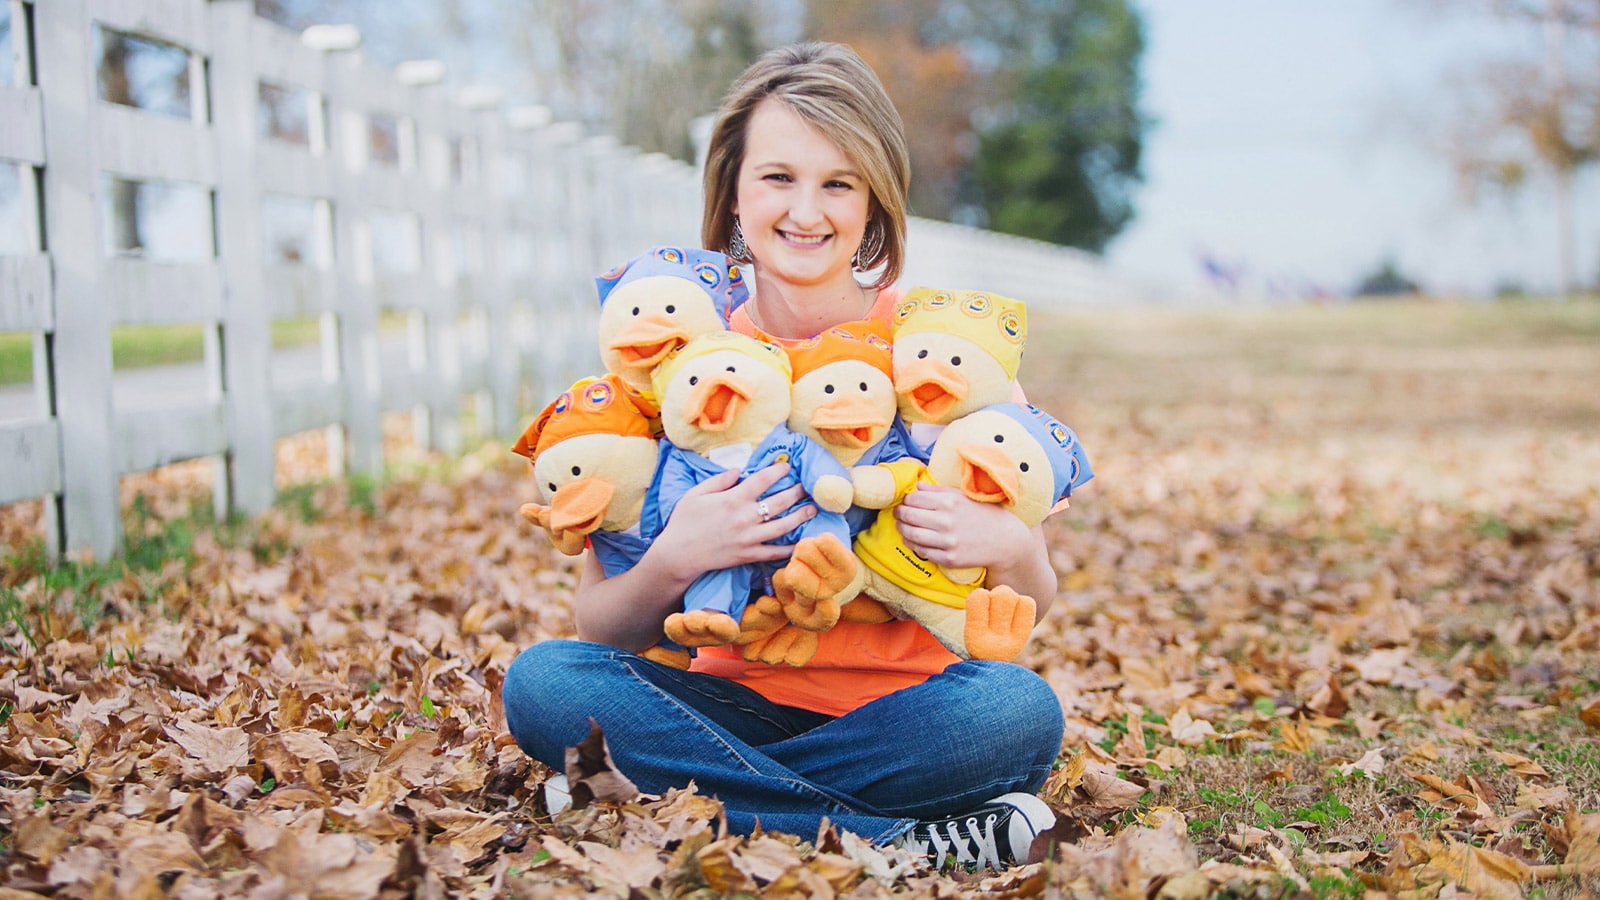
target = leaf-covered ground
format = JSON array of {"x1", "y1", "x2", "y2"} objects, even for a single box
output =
[{"x1": 2, "y1": 299, "x2": 1598, "y2": 898}]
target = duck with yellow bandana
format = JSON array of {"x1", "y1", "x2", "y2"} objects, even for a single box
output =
[
  {"x1": 891, "y1": 288, "x2": 1027, "y2": 460},
  {"x1": 644, "y1": 332, "x2": 861, "y2": 650}
]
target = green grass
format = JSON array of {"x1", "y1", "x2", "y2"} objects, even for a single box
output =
[
  {"x1": 0, "y1": 485, "x2": 330, "y2": 653},
  {"x1": 0, "y1": 317, "x2": 327, "y2": 386}
]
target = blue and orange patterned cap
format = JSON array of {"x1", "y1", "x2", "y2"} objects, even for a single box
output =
[
  {"x1": 989, "y1": 403, "x2": 1093, "y2": 505},
  {"x1": 594, "y1": 246, "x2": 749, "y2": 323}
]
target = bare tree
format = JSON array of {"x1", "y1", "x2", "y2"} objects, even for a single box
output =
[
  {"x1": 1429, "y1": 0, "x2": 1600, "y2": 297},
  {"x1": 255, "y1": 0, "x2": 790, "y2": 159}
]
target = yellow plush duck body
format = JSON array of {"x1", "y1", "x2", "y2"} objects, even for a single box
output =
[{"x1": 849, "y1": 403, "x2": 1092, "y2": 660}]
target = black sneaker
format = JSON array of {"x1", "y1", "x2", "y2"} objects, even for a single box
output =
[{"x1": 897, "y1": 792, "x2": 1055, "y2": 869}]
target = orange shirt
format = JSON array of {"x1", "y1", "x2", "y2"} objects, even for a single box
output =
[{"x1": 692, "y1": 287, "x2": 962, "y2": 715}]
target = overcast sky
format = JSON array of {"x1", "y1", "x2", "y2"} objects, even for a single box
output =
[{"x1": 1105, "y1": 0, "x2": 1599, "y2": 299}]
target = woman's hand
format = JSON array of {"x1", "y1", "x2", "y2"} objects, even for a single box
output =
[
  {"x1": 648, "y1": 462, "x2": 815, "y2": 584},
  {"x1": 892, "y1": 484, "x2": 1026, "y2": 570},
  {"x1": 893, "y1": 484, "x2": 1058, "y2": 618},
  {"x1": 573, "y1": 461, "x2": 815, "y2": 650}
]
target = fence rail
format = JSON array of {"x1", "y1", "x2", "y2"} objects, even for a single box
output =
[{"x1": 0, "y1": 0, "x2": 1154, "y2": 559}]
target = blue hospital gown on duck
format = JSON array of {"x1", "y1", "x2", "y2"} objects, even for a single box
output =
[{"x1": 643, "y1": 426, "x2": 854, "y2": 623}]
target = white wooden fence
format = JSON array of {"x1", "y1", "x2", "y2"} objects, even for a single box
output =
[{"x1": 0, "y1": 0, "x2": 1152, "y2": 560}]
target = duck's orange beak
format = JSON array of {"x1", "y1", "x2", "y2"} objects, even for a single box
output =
[
  {"x1": 956, "y1": 444, "x2": 1019, "y2": 506},
  {"x1": 810, "y1": 395, "x2": 890, "y2": 450},
  {"x1": 608, "y1": 313, "x2": 689, "y2": 374},
  {"x1": 686, "y1": 373, "x2": 750, "y2": 433},
  {"x1": 896, "y1": 359, "x2": 969, "y2": 421},
  {"x1": 550, "y1": 476, "x2": 614, "y2": 534}
]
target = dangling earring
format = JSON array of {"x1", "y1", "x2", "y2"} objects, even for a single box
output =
[
  {"x1": 853, "y1": 218, "x2": 884, "y2": 271},
  {"x1": 728, "y1": 219, "x2": 751, "y2": 263}
]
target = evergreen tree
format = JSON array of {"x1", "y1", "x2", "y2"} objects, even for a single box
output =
[{"x1": 960, "y1": 0, "x2": 1148, "y2": 251}]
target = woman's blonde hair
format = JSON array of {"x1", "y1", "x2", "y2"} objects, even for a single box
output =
[{"x1": 701, "y1": 42, "x2": 910, "y2": 289}]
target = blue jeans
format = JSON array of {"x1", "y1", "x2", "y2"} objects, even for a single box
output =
[{"x1": 501, "y1": 639, "x2": 1065, "y2": 844}]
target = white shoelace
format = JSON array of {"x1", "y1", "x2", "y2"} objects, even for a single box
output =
[{"x1": 917, "y1": 811, "x2": 1003, "y2": 869}]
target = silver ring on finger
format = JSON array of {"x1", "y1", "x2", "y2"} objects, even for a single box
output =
[{"x1": 757, "y1": 499, "x2": 772, "y2": 522}]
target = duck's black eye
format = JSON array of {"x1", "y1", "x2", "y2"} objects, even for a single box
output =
[
  {"x1": 665, "y1": 304, "x2": 676, "y2": 314},
  {"x1": 571, "y1": 466, "x2": 581, "y2": 476},
  {"x1": 689, "y1": 376, "x2": 699, "y2": 386},
  {"x1": 859, "y1": 382, "x2": 869, "y2": 392},
  {"x1": 824, "y1": 384, "x2": 835, "y2": 394},
  {"x1": 725, "y1": 365, "x2": 736, "y2": 372},
  {"x1": 1019, "y1": 462, "x2": 1029, "y2": 472},
  {"x1": 631, "y1": 306, "x2": 640, "y2": 316},
  {"x1": 917, "y1": 349, "x2": 928, "y2": 359},
  {"x1": 993, "y1": 434, "x2": 1004, "y2": 443},
  {"x1": 951, "y1": 356, "x2": 962, "y2": 365},
  {"x1": 547, "y1": 482, "x2": 557, "y2": 492}
]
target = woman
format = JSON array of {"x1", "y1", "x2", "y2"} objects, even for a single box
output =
[{"x1": 502, "y1": 42, "x2": 1065, "y2": 870}]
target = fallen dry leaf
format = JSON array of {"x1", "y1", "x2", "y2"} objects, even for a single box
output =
[
  {"x1": 1579, "y1": 696, "x2": 1600, "y2": 733},
  {"x1": 564, "y1": 719, "x2": 641, "y2": 810},
  {"x1": 4, "y1": 304, "x2": 1597, "y2": 898},
  {"x1": 1489, "y1": 750, "x2": 1551, "y2": 779}
]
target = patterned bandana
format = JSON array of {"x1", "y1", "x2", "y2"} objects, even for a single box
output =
[
  {"x1": 594, "y1": 246, "x2": 749, "y2": 323},
  {"x1": 891, "y1": 288, "x2": 1027, "y2": 380},
  {"x1": 652, "y1": 331, "x2": 792, "y2": 400},
  {"x1": 987, "y1": 402, "x2": 1093, "y2": 505},
  {"x1": 780, "y1": 320, "x2": 894, "y2": 381},
  {"x1": 513, "y1": 375, "x2": 656, "y2": 461}
]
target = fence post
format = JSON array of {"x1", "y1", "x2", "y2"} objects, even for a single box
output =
[
  {"x1": 319, "y1": 36, "x2": 385, "y2": 478},
  {"x1": 475, "y1": 105, "x2": 520, "y2": 438},
  {"x1": 210, "y1": 0, "x2": 277, "y2": 517},
  {"x1": 35, "y1": 0, "x2": 121, "y2": 559}
]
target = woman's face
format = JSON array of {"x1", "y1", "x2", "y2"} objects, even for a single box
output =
[{"x1": 734, "y1": 98, "x2": 871, "y2": 293}]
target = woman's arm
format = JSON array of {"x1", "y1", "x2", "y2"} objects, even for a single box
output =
[
  {"x1": 889, "y1": 485, "x2": 1059, "y2": 619},
  {"x1": 573, "y1": 463, "x2": 817, "y2": 650}
]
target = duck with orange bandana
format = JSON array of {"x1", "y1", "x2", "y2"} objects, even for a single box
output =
[
  {"x1": 512, "y1": 375, "x2": 691, "y2": 668},
  {"x1": 735, "y1": 320, "x2": 912, "y2": 665}
]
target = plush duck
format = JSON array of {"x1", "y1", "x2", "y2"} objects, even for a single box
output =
[
  {"x1": 848, "y1": 402, "x2": 1092, "y2": 661},
  {"x1": 594, "y1": 246, "x2": 748, "y2": 414},
  {"x1": 512, "y1": 375, "x2": 691, "y2": 669},
  {"x1": 735, "y1": 321, "x2": 911, "y2": 665},
  {"x1": 644, "y1": 331, "x2": 860, "y2": 649},
  {"x1": 891, "y1": 288, "x2": 1027, "y2": 459}
]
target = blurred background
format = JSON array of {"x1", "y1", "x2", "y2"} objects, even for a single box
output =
[
  {"x1": 3, "y1": 0, "x2": 1597, "y2": 559},
  {"x1": 253, "y1": 0, "x2": 1600, "y2": 302}
]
